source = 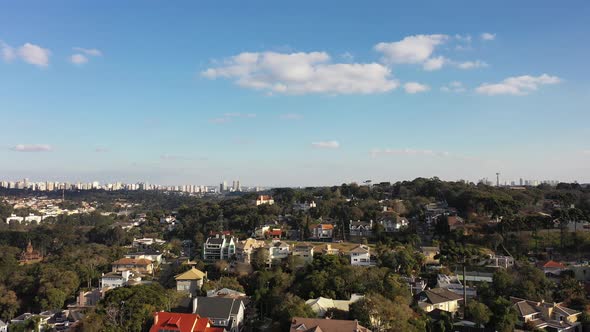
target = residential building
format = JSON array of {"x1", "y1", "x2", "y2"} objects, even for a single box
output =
[
  {"x1": 149, "y1": 312, "x2": 224, "y2": 332},
  {"x1": 111, "y1": 258, "x2": 154, "y2": 274},
  {"x1": 206, "y1": 288, "x2": 247, "y2": 299},
  {"x1": 289, "y1": 317, "x2": 371, "y2": 332},
  {"x1": 70, "y1": 289, "x2": 103, "y2": 308},
  {"x1": 132, "y1": 237, "x2": 166, "y2": 249},
  {"x1": 268, "y1": 228, "x2": 282, "y2": 240},
  {"x1": 377, "y1": 217, "x2": 409, "y2": 232},
  {"x1": 124, "y1": 249, "x2": 163, "y2": 265},
  {"x1": 0, "y1": 320, "x2": 7, "y2": 332},
  {"x1": 235, "y1": 238, "x2": 265, "y2": 264},
  {"x1": 193, "y1": 297, "x2": 245, "y2": 332},
  {"x1": 305, "y1": 294, "x2": 364, "y2": 317},
  {"x1": 255, "y1": 195, "x2": 274, "y2": 206},
  {"x1": 267, "y1": 241, "x2": 290, "y2": 266},
  {"x1": 349, "y1": 220, "x2": 373, "y2": 237},
  {"x1": 322, "y1": 244, "x2": 340, "y2": 256},
  {"x1": 291, "y1": 243, "x2": 314, "y2": 264},
  {"x1": 538, "y1": 260, "x2": 567, "y2": 277},
  {"x1": 437, "y1": 274, "x2": 477, "y2": 298},
  {"x1": 310, "y1": 223, "x2": 334, "y2": 241},
  {"x1": 511, "y1": 297, "x2": 581, "y2": 332},
  {"x1": 417, "y1": 288, "x2": 463, "y2": 314},
  {"x1": 349, "y1": 245, "x2": 371, "y2": 266},
  {"x1": 175, "y1": 267, "x2": 207, "y2": 296},
  {"x1": 203, "y1": 234, "x2": 236, "y2": 261},
  {"x1": 402, "y1": 276, "x2": 428, "y2": 295},
  {"x1": 487, "y1": 254, "x2": 515, "y2": 269},
  {"x1": 24, "y1": 214, "x2": 42, "y2": 224},
  {"x1": 294, "y1": 201, "x2": 317, "y2": 212},
  {"x1": 100, "y1": 270, "x2": 142, "y2": 290}
]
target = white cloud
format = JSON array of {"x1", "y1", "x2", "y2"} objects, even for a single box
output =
[
  {"x1": 202, "y1": 51, "x2": 399, "y2": 95},
  {"x1": 210, "y1": 112, "x2": 257, "y2": 124},
  {"x1": 456, "y1": 60, "x2": 488, "y2": 70},
  {"x1": 441, "y1": 81, "x2": 466, "y2": 93},
  {"x1": 70, "y1": 54, "x2": 88, "y2": 65},
  {"x1": 375, "y1": 34, "x2": 448, "y2": 64},
  {"x1": 18, "y1": 43, "x2": 51, "y2": 67},
  {"x1": 311, "y1": 141, "x2": 340, "y2": 149},
  {"x1": 481, "y1": 32, "x2": 496, "y2": 41},
  {"x1": 455, "y1": 34, "x2": 472, "y2": 43},
  {"x1": 404, "y1": 82, "x2": 430, "y2": 94},
  {"x1": 73, "y1": 47, "x2": 102, "y2": 56},
  {"x1": 475, "y1": 74, "x2": 561, "y2": 96},
  {"x1": 11, "y1": 144, "x2": 53, "y2": 152},
  {"x1": 1, "y1": 41, "x2": 15, "y2": 62},
  {"x1": 280, "y1": 113, "x2": 303, "y2": 120},
  {"x1": 423, "y1": 56, "x2": 447, "y2": 71}
]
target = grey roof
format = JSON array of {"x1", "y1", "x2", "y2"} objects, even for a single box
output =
[
  {"x1": 515, "y1": 301, "x2": 537, "y2": 316},
  {"x1": 193, "y1": 297, "x2": 244, "y2": 320},
  {"x1": 207, "y1": 237, "x2": 225, "y2": 245},
  {"x1": 421, "y1": 288, "x2": 463, "y2": 304}
]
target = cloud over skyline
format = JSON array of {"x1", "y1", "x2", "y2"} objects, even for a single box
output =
[{"x1": 475, "y1": 74, "x2": 561, "y2": 96}]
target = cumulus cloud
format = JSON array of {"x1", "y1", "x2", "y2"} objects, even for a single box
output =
[
  {"x1": 73, "y1": 47, "x2": 102, "y2": 56},
  {"x1": 70, "y1": 54, "x2": 88, "y2": 65},
  {"x1": 423, "y1": 56, "x2": 447, "y2": 71},
  {"x1": 441, "y1": 81, "x2": 466, "y2": 93},
  {"x1": 10, "y1": 144, "x2": 53, "y2": 152},
  {"x1": 202, "y1": 51, "x2": 399, "y2": 95},
  {"x1": 404, "y1": 82, "x2": 430, "y2": 94},
  {"x1": 475, "y1": 74, "x2": 561, "y2": 96},
  {"x1": 280, "y1": 113, "x2": 303, "y2": 120},
  {"x1": 375, "y1": 34, "x2": 448, "y2": 64},
  {"x1": 456, "y1": 60, "x2": 488, "y2": 70},
  {"x1": 18, "y1": 43, "x2": 51, "y2": 67},
  {"x1": 311, "y1": 141, "x2": 340, "y2": 149},
  {"x1": 481, "y1": 32, "x2": 496, "y2": 41}
]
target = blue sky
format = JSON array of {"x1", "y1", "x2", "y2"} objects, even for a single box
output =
[{"x1": 1, "y1": 1, "x2": 589, "y2": 186}]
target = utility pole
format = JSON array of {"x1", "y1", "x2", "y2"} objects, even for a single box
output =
[
  {"x1": 496, "y1": 172, "x2": 500, "y2": 187},
  {"x1": 463, "y1": 258, "x2": 467, "y2": 319}
]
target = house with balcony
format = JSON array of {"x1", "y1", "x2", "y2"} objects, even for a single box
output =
[
  {"x1": 111, "y1": 258, "x2": 153, "y2": 274},
  {"x1": 267, "y1": 241, "x2": 290, "y2": 266},
  {"x1": 100, "y1": 270, "x2": 142, "y2": 290},
  {"x1": 349, "y1": 220, "x2": 373, "y2": 237},
  {"x1": 291, "y1": 243, "x2": 314, "y2": 264},
  {"x1": 175, "y1": 267, "x2": 207, "y2": 296},
  {"x1": 235, "y1": 238, "x2": 265, "y2": 264},
  {"x1": 203, "y1": 234, "x2": 236, "y2": 261},
  {"x1": 310, "y1": 223, "x2": 334, "y2": 241},
  {"x1": 124, "y1": 249, "x2": 163, "y2": 266}
]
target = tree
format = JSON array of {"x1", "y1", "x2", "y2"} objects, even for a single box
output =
[
  {"x1": 489, "y1": 297, "x2": 518, "y2": 332},
  {"x1": 251, "y1": 248, "x2": 269, "y2": 271},
  {"x1": 349, "y1": 294, "x2": 419, "y2": 332},
  {"x1": 467, "y1": 300, "x2": 491, "y2": 327},
  {"x1": 0, "y1": 285, "x2": 19, "y2": 321},
  {"x1": 272, "y1": 293, "x2": 314, "y2": 331}
]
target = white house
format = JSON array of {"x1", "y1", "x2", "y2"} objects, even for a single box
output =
[
  {"x1": 267, "y1": 241, "x2": 290, "y2": 266},
  {"x1": 5, "y1": 214, "x2": 23, "y2": 224},
  {"x1": 124, "y1": 250, "x2": 163, "y2": 265},
  {"x1": 99, "y1": 270, "x2": 141, "y2": 290},
  {"x1": 418, "y1": 288, "x2": 463, "y2": 314},
  {"x1": 203, "y1": 234, "x2": 236, "y2": 261},
  {"x1": 132, "y1": 237, "x2": 166, "y2": 249},
  {"x1": 310, "y1": 224, "x2": 334, "y2": 240},
  {"x1": 378, "y1": 217, "x2": 409, "y2": 232},
  {"x1": 349, "y1": 220, "x2": 373, "y2": 237},
  {"x1": 292, "y1": 244, "x2": 314, "y2": 264},
  {"x1": 255, "y1": 195, "x2": 274, "y2": 206},
  {"x1": 305, "y1": 294, "x2": 364, "y2": 317},
  {"x1": 349, "y1": 245, "x2": 372, "y2": 266}
]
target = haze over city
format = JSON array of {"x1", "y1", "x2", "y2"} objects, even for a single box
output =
[{"x1": 1, "y1": 1, "x2": 589, "y2": 186}]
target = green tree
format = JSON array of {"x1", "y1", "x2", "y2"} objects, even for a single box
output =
[
  {"x1": 466, "y1": 300, "x2": 491, "y2": 327},
  {"x1": 0, "y1": 285, "x2": 19, "y2": 321}
]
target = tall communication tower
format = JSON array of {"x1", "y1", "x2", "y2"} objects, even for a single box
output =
[{"x1": 496, "y1": 172, "x2": 500, "y2": 187}]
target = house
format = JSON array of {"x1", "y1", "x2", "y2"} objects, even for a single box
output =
[
  {"x1": 132, "y1": 237, "x2": 166, "y2": 249},
  {"x1": 235, "y1": 238, "x2": 265, "y2": 264},
  {"x1": 267, "y1": 241, "x2": 290, "y2": 266},
  {"x1": 24, "y1": 214, "x2": 42, "y2": 224},
  {"x1": 420, "y1": 246, "x2": 440, "y2": 265},
  {"x1": 402, "y1": 276, "x2": 427, "y2": 295},
  {"x1": 289, "y1": 317, "x2": 371, "y2": 332},
  {"x1": 437, "y1": 274, "x2": 477, "y2": 298},
  {"x1": 253, "y1": 225, "x2": 271, "y2": 239},
  {"x1": 349, "y1": 220, "x2": 373, "y2": 237},
  {"x1": 193, "y1": 297, "x2": 245, "y2": 332},
  {"x1": 175, "y1": 267, "x2": 207, "y2": 296},
  {"x1": 255, "y1": 195, "x2": 274, "y2": 206},
  {"x1": 349, "y1": 245, "x2": 371, "y2": 266},
  {"x1": 291, "y1": 244, "x2": 314, "y2": 264},
  {"x1": 160, "y1": 215, "x2": 176, "y2": 224},
  {"x1": 19, "y1": 240, "x2": 43, "y2": 265},
  {"x1": 511, "y1": 297, "x2": 581, "y2": 332},
  {"x1": 377, "y1": 217, "x2": 408, "y2": 232},
  {"x1": 0, "y1": 320, "x2": 7, "y2": 332},
  {"x1": 322, "y1": 244, "x2": 340, "y2": 256},
  {"x1": 203, "y1": 234, "x2": 236, "y2": 261},
  {"x1": 487, "y1": 254, "x2": 515, "y2": 269},
  {"x1": 149, "y1": 312, "x2": 224, "y2": 332},
  {"x1": 294, "y1": 201, "x2": 317, "y2": 212},
  {"x1": 111, "y1": 258, "x2": 153, "y2": 274},
  {"x1": 124, "y1": 249, "x2": 163, "y2": 265},
  {"x1": 207, "y1": 288, "x2": 247, "y2": 299},
  {"x1": 310, "y1": 224, "x2": 334, "y2": 241},
  {"x1": 447, "y1": 215, "x2": 465, "y2": 231},
  {"x1": 268, "y1": 229, "x2": 282, "y2": 240},
  {"x1": 70, "y1": 289, "x2": 103, "y2": 308},
  {"x1": 538, "y1": 260, "x2": 567, "y2": 277},
  {"x1": 305, "y1": 294, "x2": 364, "y2": 317},
  {"x1": 100, "y1": 270, "x2": 142, "y2": 290},
  {"x1": 418, "y1": 288, "x2": 463, "y2": 314}
]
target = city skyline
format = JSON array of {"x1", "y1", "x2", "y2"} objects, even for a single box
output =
[{"x1": 1, "y1": 1, "x2": 589, "y2": 186}]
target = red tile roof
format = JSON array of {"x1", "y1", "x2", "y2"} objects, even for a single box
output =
[
  {"x1": 542, "y1": 260, "x2": 566, "y2": 269},
  {"x1": 149, "y1": 312, "x2": 223, "y2": 332}
]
